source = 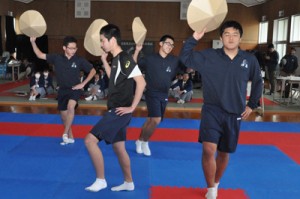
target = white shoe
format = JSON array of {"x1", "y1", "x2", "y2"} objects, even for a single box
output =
[
  {"x1": 29, "y1": 96, "x2": 33, "y2": 101},
  {"x1": 85, "y1": 95, "x2": 93, "y2": 101},
  {"x1": 142, "y1": 141, "x2": 151, "y2": 156},
  {"x1": 92, "y1": 96, "x2": 98, "y2": 101},
  {"x1": 135, "y1": 140, "x2": 143, "y2": 154},
  {"x1": 177, "y1": 99, "x2": 184, "y2": 104},
  {"x1": 111, "y1": 181, "x2": 134, "y2": 191}
]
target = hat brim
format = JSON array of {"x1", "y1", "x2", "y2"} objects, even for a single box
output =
[
  {"x1": 84, "y1": 19, "x2": 108, "y2": 56},
  {"x1": 19, "y1": 10, "x2": 47, "y2": 37},
  {"x1": 187, "y1": 0, "x2": 227, "y2": 32},
  {"x1": 132, "y1": 17, "x2": 147, "y2": 45}
]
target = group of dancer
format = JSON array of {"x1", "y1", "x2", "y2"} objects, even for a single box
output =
[{"x1": 30, "y1": 20, "x2": 262, "y2": 199}]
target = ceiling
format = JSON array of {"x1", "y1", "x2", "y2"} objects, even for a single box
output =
[{"x1": 13, "y1": 0, "x2": 269, "y2": 7}]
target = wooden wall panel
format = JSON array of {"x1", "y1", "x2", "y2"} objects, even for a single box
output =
[{"x1": 3, "y1": 0, "x2": 298, "y2": 59}]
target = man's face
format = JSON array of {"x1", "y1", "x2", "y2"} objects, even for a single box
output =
[
  {"x1": 291, "y1": 49, "x2": 296, "y2": 55},
  {"x1": 221, "y1": 27, "x2": 241, "y2": 50},
  {"x1": 100, "y1": 34, "x2": 111, "y2": 53},
  {"x1": 63, "y1": 42, "x2": 77, "y2": 57},
  {"x1": 183, "y1": 73, "x2": 189, "y2": 81},
  {"x1": 160, "y1": 38, "x2": 174, "y2": 55}
]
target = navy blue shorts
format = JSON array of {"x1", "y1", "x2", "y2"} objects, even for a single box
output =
[
  {"x1": 57, "y1": 88, "x2": 81, "y2": 111},
  {"x1": 199, "y1": 104, "x2": 242, "y2": 153},
  {"x1": 90, "y1": 108, "x2": 132, "y2": 144},
  {"x1": 145, "y1": 91, "x2": 168, "y2": 118}
]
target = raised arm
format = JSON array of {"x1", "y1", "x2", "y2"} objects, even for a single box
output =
[
  {"x1": 30, "y1": 37, "x2": 46, "y2": 60},
  {"x1": 132, "y1": 44, "x2": 143, "y2": 63}
]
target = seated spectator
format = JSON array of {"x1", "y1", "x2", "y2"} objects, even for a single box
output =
[
  {"x1": 171, "y1": 72, "x2": 183, "y2": 86},
  {"x1": 169, "y1": 72, "x2": 193, "y2": 104},
  {"x1": 43, "y1": 69, "x2": 54, "y2": 96},
  {"x1": 79, "y1": 70, "x2": 89, "y2": 92},
  {"x1": 29, "y1": 71, "x2": 45, "y2": 101},
  {"x1": 279, "y1": 47, "x2": 298, "y2": 76},
  {"x1": 18, "y1": 58, "x2": 35, "y2": 80},
  {"x1": 85, "y1": 71, "x2": 108, "y2": 101},
  {"x1": 278, "y1": 47, "x2": 299, "y2": 97}
]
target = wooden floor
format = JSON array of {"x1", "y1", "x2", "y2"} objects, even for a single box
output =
[{"x1": 1, "y1": 103, "x2": 300, "y2": 122}]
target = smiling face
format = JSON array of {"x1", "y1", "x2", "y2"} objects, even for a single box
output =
[{"x1": 159, "y1": 38, "x2": 174, "y2": 57}]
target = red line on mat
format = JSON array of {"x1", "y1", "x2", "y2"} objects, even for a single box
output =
[
  {"x1": 1, "y1": 122, "x2": 300, "y2": 164},
  {"x1": 150, "y1": 186, "x2": 249, "y2": 199}
]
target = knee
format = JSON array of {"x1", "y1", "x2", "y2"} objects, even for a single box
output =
[
  {"x1": 150, "y1": 118, "x2": 161, "y2": 126},
  {"x1": 84, "y1": 134, "x2": 97, "y2": 148},
  {"x1": 217, "y1": 151, "x2": 229, "y2": 160},
  {"x1": 202, "y1": 144, "x2": 217, "y2": 158}
]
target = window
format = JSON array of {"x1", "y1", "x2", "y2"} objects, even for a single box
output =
[
  {"x1": 273, "y1": 18, "x2": 288, "y2": 59},
  {"x1": 290, "y1": 14, "x2": 300, "y2": 42},
  {"x1": 258, "y1": 21, "x2": 268, "y2": 44}
]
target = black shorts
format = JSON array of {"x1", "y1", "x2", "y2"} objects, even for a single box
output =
[
  {"x1": 57, "y1": 88, "x2": 82, "y2": 111},
  {"x1": 90, "y1": 108, "x2": 132, "y2": 144},
  {"x1": 145, "y1": 91, "x2": 168, "y2": 118},
  {"x1": 199, "y1": 104, "x2": 242, "y2": 153}
]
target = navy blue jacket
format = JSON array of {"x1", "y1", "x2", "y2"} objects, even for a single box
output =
[
  {"x1": 180, "y1": 37, "x2": 262, "y2": 114},
  {"x1": 170, "y1": 79, "x2": 193, "y2": 93}
]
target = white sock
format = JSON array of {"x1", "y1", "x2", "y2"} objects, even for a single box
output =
[
  {"x1": 214, "y1": 182, "x2": 220, "y2": 196},
  {"x1": 85, "y1": 178, "x2": 107, "y2": 192},
  {"x1": 205, "y1": 187, "x2": 217, "y2": 199},
  {"x1": 111, "y1": 181, "x2": 134, "y2": 191}
]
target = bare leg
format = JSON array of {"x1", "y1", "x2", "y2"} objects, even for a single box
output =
[
  {"x1": 111, "y1": 141, "x2": 134, "y2": 191},
  {"x1": 113, "y1": 141, "x2": 132, "y2": 182},
  {"x1": 139, "y1": 117, "x2": 161, "y2": 141},
  {"x1": 84, "y1": 133, "x2": 107, "y2": 192},
  {"x1": 60, "y1": 99, "x2": 76, "y2": 139},
  {"x1": 215, "y1": 151, "x2": 229, "y2": 184},
  {"x1": 202, "y1": 142, "x2": 218, "y2": 188},
  {"x1": 85, "y1": 133, "x2": 105, "y2": 179}
]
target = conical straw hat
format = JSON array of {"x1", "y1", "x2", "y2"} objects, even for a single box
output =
[
  {"x1": 187, "y1": 0, "x2": 227, "y2": 32},
  {"x1": 19, "y1": 10, "x2": 47, "y2": 37},
  {"x1": 84, "y1": 19, "x2": 108, "y2": 56},
  {"x1": 132, "y1": 17, "x2": 147, "y2": 45}
]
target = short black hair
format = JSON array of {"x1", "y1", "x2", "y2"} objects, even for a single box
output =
[
  {"x1": 219, "y1": 20, "x2": 243, "y2": 37},
  {"x1": 63, "y1": 36, "x2": 77, "y2": 47},
  {"x1": 268, "y1": 43, "x2": 274, "y2": 49},
  {"x1": 100, "y1": 24, "x2": 121, "y2": 45},
  {"x1": 160, "y1": 34, "x2": 174, "y2": 42}
]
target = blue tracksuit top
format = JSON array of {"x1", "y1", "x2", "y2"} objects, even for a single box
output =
[
  {"x1": 180, "y1": 37, "x2": 262, "y2": 114},
  {"x1": 138, "y1": 53, "x2": 180, "y2": 94}
]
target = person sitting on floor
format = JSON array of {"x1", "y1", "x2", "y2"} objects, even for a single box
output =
[
  {"x1": 169, "y1": 72, "x2": 193, "y2": 104},
  {"x1": 29, "y1": 71, "x2": 45, "y2": 101},
  {"x1": 43, "y1": 69, "x2": 54, "y2": 96},
  {"x1": 170, "y1": 72, "x2": 183, "y2": 87},
  {"x1": 17, "y1": 58, "x2": 35, "y2": 81},
  {"x1": 85, "y1": 71, "x2": 108, "y2": 101}
]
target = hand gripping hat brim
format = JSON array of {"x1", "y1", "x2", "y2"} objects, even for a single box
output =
[
  {"x1": 187, "y1": 0, "x2": 228, "y2": 33},
  {"x1": 132, "y1": 17, "x2": 147, "y2": 45},
  {"x1": 84, "y1": 19, "x2": 108, "y2": 56},
  {"x1": 19, "y1": 10, "x2": 47, "y2": 37}
]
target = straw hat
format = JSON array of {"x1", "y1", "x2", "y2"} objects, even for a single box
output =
[
  {"x1": 84, "y1": 19, "x2": 108, "y2": 56},
  {"x1": 187, "y1": 0, "x2": 228, "y2": 32},
  {"x1": 132, "y1": 17, "x2": 147, "y2": 45},
  {"x1": 19, "y1": 10, "x2": 47, "y2": 37}
]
